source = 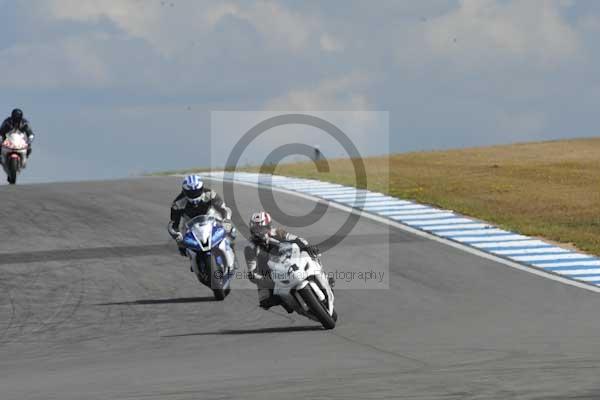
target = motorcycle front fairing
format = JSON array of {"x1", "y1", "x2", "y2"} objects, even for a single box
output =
[
  {"x1": 182, "y1": 216, "x2": 233, "y2": 271},
  {"x1": 1, "y1": 130, "x2": 29, "y2": 170},
  {"x1": 269, "y1": 243, "x2": 334, "y2": 317}
]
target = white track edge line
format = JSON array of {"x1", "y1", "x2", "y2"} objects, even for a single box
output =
[{"x1": 201, "y1": 175, "x2": 600, "y2": 294}]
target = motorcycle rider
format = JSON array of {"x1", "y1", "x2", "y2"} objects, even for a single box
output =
[
  {"x1": 0, "y1": 109, "x2": 35, "y2": 160},
  {"x1": 244, "y1": 211, "x2": 321, "y2": 310},
  {"x1": 168, "y1": 175, "x2": 234, "y2": 256}
]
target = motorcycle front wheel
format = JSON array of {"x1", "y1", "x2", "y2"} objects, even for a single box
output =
[
  {"x1": 212, "y1": 286, "x2": 226, "y2": 301},
  {"x1": 7, "y1": 157, "x2": 18, "y2": 184},
  {"x1": 211, "y1": 265, "x2": 231, "y2": 301},
  {"x1": 194, "y1": 252, "x2": 231, "y2": 301},
  {"x1": 298, "y1": 286, "x2": 336, "y2": 330}
]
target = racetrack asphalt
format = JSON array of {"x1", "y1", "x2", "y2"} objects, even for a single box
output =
[{"x1": 1, "y1": 176, "x2": 600, "y2": 399}]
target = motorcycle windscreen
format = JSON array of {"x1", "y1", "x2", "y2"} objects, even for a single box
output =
[
  {"x1": 191, "y1": 222, "x2": 213, "y2": 251},
  {"x1": 268, "y1": 243, "x2": 301, "y2": 272},
  {"x1": 211, "y1": 225, "x2": 226, "y2": 247},
  {"x1": 182, "y1": 231, "x2": 201, "y2": 250},
  {"x1": 274, "y1": 243, "x2": 299, "y2": 263},
  {"x1": 3, "y1": 131, "x2": 28, "y2": 150}
]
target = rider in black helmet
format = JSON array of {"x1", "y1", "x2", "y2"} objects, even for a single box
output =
[{"x1": 0, "y1": 109, "x2": 35, "y2": 158}]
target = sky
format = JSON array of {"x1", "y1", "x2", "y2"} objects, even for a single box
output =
[{"x1": 1, "y1": 0, "x2": 600, "y2": 183}]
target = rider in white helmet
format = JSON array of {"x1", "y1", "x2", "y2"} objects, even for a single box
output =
[
  {"x1": 244, "y1": 211, "x2": 320, "y2": 310},
  {"x1": 168, "y1": 174, "x2": 233, "y2": 255}
]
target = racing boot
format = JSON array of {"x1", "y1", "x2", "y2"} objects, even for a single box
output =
[
  {"x1": 281, "y1": 302, "x2": 294, "y2": 314},
  {"x1": 259, "y1": 295, "x2": 282, "y2": 310},
  {"x1": 258, "y1": 288, "x2": 280, "y2": 309}
]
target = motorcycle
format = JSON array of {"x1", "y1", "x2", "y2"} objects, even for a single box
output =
[
  {"x1": 1, "y1": 129, "x2": 29, "y2": 185},
  {"x1": 266, "y1": 238, "x2": 337, "y2": 329},
  {"x1": 181, "y1": 215, "x2": 237, "y2": 300}
]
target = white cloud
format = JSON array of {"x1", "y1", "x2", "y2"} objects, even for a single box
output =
[
  {"x1": 40, "y1": 0, "x2": 315, "y2": 55},
  {"x1": 424, "y1": 0, "x2": 581, "y2": 67},
  {"x1": 0, "y1": 35, "x2": 110, "y2": 89},
  {"x1": 204, "y1": 3, "x2": 241, "y2": 26},
  {"x1": 559, "y1": 0, "x2": 575, "y2": 8},
  {"x1": 4, "y1": 0, "x2": 323, "y2": 92},
  {"x1": 2, "y1": 0, "x2": 600, "y2": 183},
  {"x1": 266, "y1": 73, "x2": 371, "y2": 111},
  {"x1": 320, "y1": 33, "x2": 344, "y2": 52},
  {"x1": 579, "y1": 15, "x2": 600, "y2": 33},
  {"x1": 262, "y1": 74, "x2": 384, "y2": 160},
  {"x1": 43, "y1": 0, "x2": 161, "y2": 38},
  {"x1": 238, "y1": 1, "x2": 313, "y2": 52},
  {"x1": 41, "y1": 0, "x2": 209, "y2": 56}
]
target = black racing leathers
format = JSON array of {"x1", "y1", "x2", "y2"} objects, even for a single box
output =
[
  {"x1": 0, "y1": 117, "x2": 35, "y2": 143},
  {"x1": 167, "y1": 188, "x2": 232, "y2": 240}
]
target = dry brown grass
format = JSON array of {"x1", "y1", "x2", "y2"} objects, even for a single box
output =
[{"x1": 248, "y1": 138, "x2": 600, "y2": 255}]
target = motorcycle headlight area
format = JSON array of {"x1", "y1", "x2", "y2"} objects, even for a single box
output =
[
  {"x1": 2, "y1": 141, "x2": 19, "y2": 149},
  {"x1": 287, "y1": 263, "x2": 310, "y2": 280}
]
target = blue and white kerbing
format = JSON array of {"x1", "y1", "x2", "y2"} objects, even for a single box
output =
[{"x1": 201, "y1": 171, "x2": 600, "y2": 289}]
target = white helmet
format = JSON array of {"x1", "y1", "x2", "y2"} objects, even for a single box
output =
[
  {"x1": 249, "y1": 211, "x2": 272, "y2": 240},
  {"x1": 182, "y1": 174, "x2": 204, "y2": 205}
]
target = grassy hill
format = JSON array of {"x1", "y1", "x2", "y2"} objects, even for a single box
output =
[{"x1": 246, "y1": 138, "x2": 600, "y2": 256}]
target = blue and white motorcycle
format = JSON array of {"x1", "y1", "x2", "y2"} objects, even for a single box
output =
[{"x1": 181, "y1": 215, "x2": 237, "y2": 300}]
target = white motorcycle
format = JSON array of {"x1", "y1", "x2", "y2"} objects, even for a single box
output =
[
  {"x1": 1, "y1": 129, "x2": 29, "y2": 185},
  {"x1": 266, "y1": 238, "x2": 337, "y2": 329}
]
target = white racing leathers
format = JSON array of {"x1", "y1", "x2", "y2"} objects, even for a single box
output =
[{"x1": 244, "y1": 228, "x2": 307, "y2": 302}]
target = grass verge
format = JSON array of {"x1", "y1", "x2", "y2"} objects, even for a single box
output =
[{"x1": 244, "y1": 138, "x2": 600, "y2": 256}]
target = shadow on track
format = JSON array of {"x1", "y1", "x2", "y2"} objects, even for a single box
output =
[
  {"x1": 0, "y1": 233, "x2": 413, "y2": 266},
  {"x1": 163, "y1": 325, "x2": 323, "y2": 337},
  {"x1": 0, "y1": 243, "x2": 173, "y2": 265},
  {"x1": 96, "y1": 296, "x2": 216, "y2": 306}
]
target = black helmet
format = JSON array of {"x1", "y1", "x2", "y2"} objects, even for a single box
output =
[{"x1": 11, "y1": 109, "x2": 23, "y2": 125}]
